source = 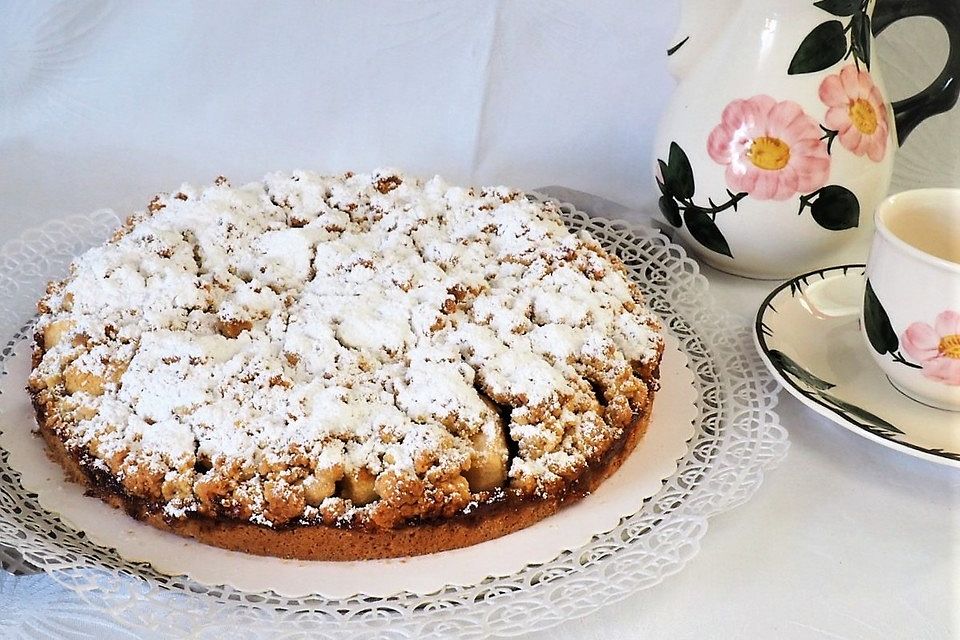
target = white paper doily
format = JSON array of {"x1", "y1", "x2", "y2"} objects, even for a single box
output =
[
  {"x1": 0, "y1": 200, "x2": 788, "y2": 638},
  {"x1": 0, "y1": 331, "x2": 696, "y2": 598}
]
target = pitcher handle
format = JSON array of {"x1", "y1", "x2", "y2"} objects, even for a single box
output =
[{"x1": 873, "y1": 0, "x2": 960, "y2": 144}]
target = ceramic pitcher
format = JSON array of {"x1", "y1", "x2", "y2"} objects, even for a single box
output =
[{"x1": 653, "y1": 0, "x2": 960, "y2": 279}]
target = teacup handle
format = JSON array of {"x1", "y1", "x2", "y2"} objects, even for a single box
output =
[{"x1": 873, "y1": 0, "x2": 960, "y2": 143}]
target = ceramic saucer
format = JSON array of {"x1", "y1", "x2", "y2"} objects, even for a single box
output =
[{"x1": 754, "y1": 264, "x2": 960, "y2": 467}]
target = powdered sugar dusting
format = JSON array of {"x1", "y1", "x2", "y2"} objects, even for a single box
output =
[{"x1": 29, "y1": 170, "x2": 663, "y2": 528}]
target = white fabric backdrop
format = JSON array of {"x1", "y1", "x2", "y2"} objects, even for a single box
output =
[
  {"x1": 1, "y1": 2, "x2": 956, "y2": 222},
  {"x1": 0, "y1": 0, "x2": 679, "y2": 223}
]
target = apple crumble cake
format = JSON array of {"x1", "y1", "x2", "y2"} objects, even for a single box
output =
[{"x1": 28, "y1": 170, "x2": 664, "y2": 560}]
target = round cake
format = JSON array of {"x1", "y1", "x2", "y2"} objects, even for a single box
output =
[{"x1": 28, "y1": 170, "x2": 664, "y2": 560}]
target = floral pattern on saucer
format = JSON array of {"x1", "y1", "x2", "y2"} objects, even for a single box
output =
[{"x1": 755, "y1": 264, "x2": 960, "y2": 466}]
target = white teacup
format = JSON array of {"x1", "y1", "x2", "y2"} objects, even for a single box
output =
[{"x1": 862, "y1": 189, "x2": 960, "y2": 411}]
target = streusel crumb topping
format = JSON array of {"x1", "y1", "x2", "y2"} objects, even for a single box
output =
[{"x1": 29, "y1": 170, "x2": 662, "y2": 528}]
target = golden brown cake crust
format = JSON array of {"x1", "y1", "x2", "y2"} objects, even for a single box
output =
[
  {"x1": 27, "y1": 170, "x2": 665, "y2": 560},
  {"x1": 31, "y1": 374, "x2": 655, "y2": 560}
]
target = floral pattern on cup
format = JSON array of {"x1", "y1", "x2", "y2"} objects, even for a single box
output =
[
  {"x1": 901, "y1": 311, "x2": 960, "y2": 386},
  {"x1": 707, "y1": 95, "x2": 830, "y2": 201},
  {"x1": 819, "y1": 64, "x2": 889, "y2": 162}
]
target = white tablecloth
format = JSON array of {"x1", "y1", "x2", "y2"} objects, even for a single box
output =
[{"x1": 1, "y1": 2, "x2": 958, "y2": 638}]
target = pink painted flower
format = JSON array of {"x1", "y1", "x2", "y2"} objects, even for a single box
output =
[
  {"x1": 901, "y1": 310, "x2": 960, "y2": 385},
  {"x1": 819, "y1": 64, "x2": 889, "y2": 162},
  {"x1": 707, "y1": 95, "x2": 830, "y2": 201}
]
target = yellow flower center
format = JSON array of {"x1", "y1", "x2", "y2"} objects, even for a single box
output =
[
  {"x1": 747, "y1": 136, "x2": 791, "y2": 171},
  {"x1": 939, "y1": 334, "x2": 960, "y2": 359},
  {"x1": 848, "y1": 98, "x2": 878, "y2": 134}
]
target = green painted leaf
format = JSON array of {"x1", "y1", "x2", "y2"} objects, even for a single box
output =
[
  {"x1": 768, "y1": 350, "x2": 836, "y2": 390},
  {"x1": 813, "y1": 0, "x2": 861, "y2": 16},
  {"x1": 658, "y1": 195, "x2": 682, "y2": 227},
  {"x1": 851, "y1": 13, "x2": 871, "y2": 69},
  {"x1": 788, "y1": 21, "x2": 847, "y2": 74},
  {"x1": 655, "y1": 174, "x2": 669, "y2": 198},
  {"x1": 657, "y1": 159, "x2": 672, "y2": 197},
  {"x1": 818, "y1": 394, "x2": 904, "y2": 434},
  {"x1": 863, "y1": 279, "x2": 899, "y2": 355},
  {"x1": 683, "y1": 209, "x2": 732, "y2": 257},
  {"x1": 666, "y1": 142, "x2": 695, "y2": 200},
  {"x1": 809, "y1": 185, "x2": 860, "y2": 230}
]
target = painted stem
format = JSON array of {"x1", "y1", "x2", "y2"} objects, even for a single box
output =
[
  {"x1": 677, "y1": 190, "x2": 748, "y2": 221},
  {"x1": 819, "y1": 125, "x2": 840, "y2": 154},
  {"x1": 891, "y1": 351, "x2": 923, "y2": 369}
]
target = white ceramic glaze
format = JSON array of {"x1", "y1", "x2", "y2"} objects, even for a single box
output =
[
  {"x1": 862, "y1": 188, "x2": 960, "y2": 410},
  {"x1": 655, "y1": 0, "x2": 898, "y2": 279},
  {"x1": 755, "y1": 265, "x2": 960, "y2": 466}
]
